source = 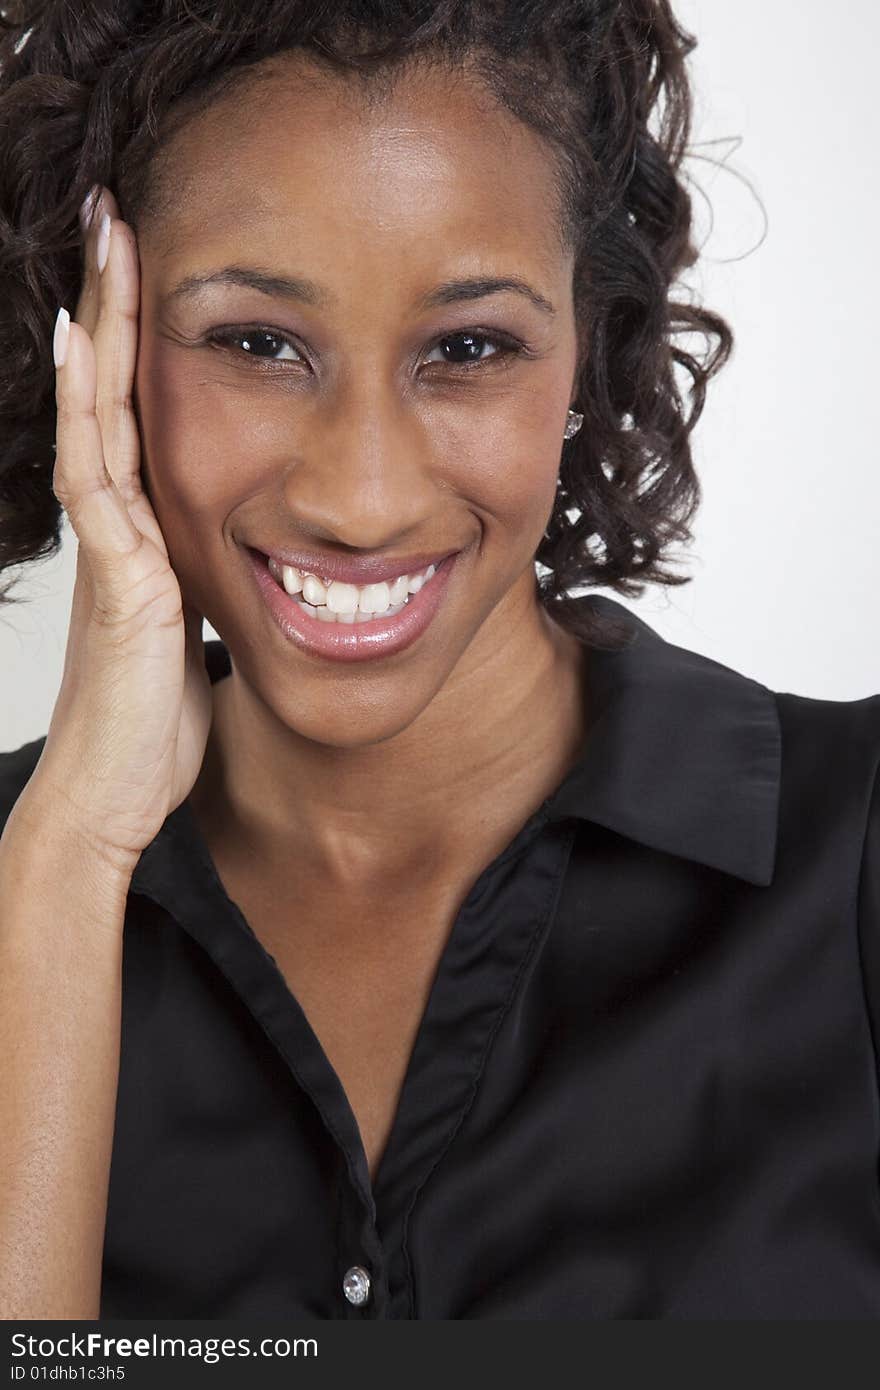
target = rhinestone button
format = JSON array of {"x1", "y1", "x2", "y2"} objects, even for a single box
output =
[{"x1": 342, "y1": 1264, "x2": 371, "y2": 1306}]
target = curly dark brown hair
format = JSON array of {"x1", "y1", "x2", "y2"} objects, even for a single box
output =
[{"x1": 0, "y1": 0, "x2": 732, "y2": 651}]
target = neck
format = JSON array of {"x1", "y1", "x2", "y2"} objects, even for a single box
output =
[{"x1": 190, "y1": 583, "x2": 589, "y2": 893}]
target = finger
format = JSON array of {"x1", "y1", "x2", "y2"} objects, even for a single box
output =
[
  {"x1": 53, "y1": 307, "x2": 145, "y2": 581},
  {"x1": 74, "y1": 191, "x2": 167, "y2": 557},
  {"x1": 74, "y1": 185, "x2": 139, "y2": 508},
  {"x1": 74, "y1": 186, "x2": 121, "y2": 335},
  {"x1": 72, "y1": 185, "x2": 143, "y2": 502},
  {"x1": 182, "y1": 600, "x2": 207, "y2": 671},
  {"x1": 88, "y1": 210, "x2": 168, "y2": 556},
  {"x1": 89, "y1": 211, "x2": 144, "y2": 507}
]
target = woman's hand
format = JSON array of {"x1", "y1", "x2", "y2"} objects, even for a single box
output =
[{"x1": 27, "y1": 186, "x2": 213, "y2": 870}]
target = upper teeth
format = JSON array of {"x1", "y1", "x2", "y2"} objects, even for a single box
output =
[{"x1": 267, "y1": 559, "x2": 437, "y2": 614}]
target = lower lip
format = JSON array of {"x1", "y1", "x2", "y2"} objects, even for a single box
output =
[{"x1": 244, "y1": 547, "x2": 460, "y2": 663}]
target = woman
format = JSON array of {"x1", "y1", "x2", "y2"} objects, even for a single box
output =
[{"x1": 1, "y1": 0, "x2": 878, "y2": 1321}]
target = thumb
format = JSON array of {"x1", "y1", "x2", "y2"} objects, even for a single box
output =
[{"x1": 182, "y1": 600, "x2": 206, "y2": 657}]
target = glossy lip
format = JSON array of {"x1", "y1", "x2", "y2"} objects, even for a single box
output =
[
  {"x1": 244, "y1": 545, "x2": 460, "y2": 663},
  {"x1": 244, "y1": 543, "x2": 459, "y2": 588}
]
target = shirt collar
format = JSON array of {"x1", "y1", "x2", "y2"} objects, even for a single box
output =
[
  {"x1": 544, "y1": 594, "x2": 781, "y2": 886},
  {"x1": 142, "y1": 593, "x2": 780, "y2": 894}
]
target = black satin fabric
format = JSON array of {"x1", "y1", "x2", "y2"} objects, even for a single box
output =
[{"x1": 2, "y1": 593, "x2": 880, "y2": 1320}]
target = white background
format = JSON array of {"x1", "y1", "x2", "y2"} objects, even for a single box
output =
[{"x1": 2, "y1": 0, "x2": 878, "y2": 752}]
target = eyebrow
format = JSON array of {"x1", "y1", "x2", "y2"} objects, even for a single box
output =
[{"x1": 165, "y1": 266, "x2": 556, "y2": 316}]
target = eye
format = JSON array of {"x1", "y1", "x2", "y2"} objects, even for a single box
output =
[
  {"x1": 207, "y1": 328, "x2": 302, "y2": 365},
  {"x1": 205, "y1": 325, "x2": 528, "y2": 374},
  {"x1": 422, "y1": 330, "x2": 524, "y2": 373}
]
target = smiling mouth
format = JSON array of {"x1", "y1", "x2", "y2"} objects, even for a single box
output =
[
  {"x1": 244, "y1": 546, "x2": 461, "y2": 663},
  {"x1": 263, "y1": 553, "x2": 440, "y2": 623}
]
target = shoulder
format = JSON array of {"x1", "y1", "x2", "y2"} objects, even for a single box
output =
[
  {"x1": 767, "y1": 684, "x2": 880, "y2": 985},
  {"x1": 0, "y1": 735, "x2": 47, "y2": 837},
  {"x1": 772, "y1": 686, "x2": 880, "y2": 821},
  {"x1": 773, "y1": 684, "x2": 880, "y2": 754},
  {"x1": 727, "y1": 680, "x2": 880, "y2": 1075}
]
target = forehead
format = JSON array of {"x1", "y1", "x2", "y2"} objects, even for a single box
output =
[{"x1": 139, "y1": 53, "x2": 568, "y2": 280}]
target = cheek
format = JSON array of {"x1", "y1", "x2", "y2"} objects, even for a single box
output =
[
  {"x1": 439, "y1": 386, "x2": 565, "y2": 542},
  {"x1": 134, "y1": 342, "x2": 275, "y2": 562}
]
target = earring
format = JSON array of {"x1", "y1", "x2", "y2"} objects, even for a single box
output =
[{"x1": 564, "y1": 409, "x2": 584, "y2": 441}]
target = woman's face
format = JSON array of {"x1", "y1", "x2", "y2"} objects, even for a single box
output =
[{"x1": 134, "y1": 53, "x2": 580, "y2": 750}]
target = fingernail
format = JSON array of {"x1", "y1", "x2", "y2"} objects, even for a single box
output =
[
  {"x1": 78, "y1": 183, "x2": 101, "y2": 234},
  {"x1": 96, "y1": 212, "x2": 111, "y2": 273},
  {"x1": 53, "y1": 306, "x2": 70, "y2": 368}
]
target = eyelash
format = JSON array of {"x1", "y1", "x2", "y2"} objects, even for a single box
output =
[{"x1": 204, "y1": 325, "x2": 530, "y2": 376}]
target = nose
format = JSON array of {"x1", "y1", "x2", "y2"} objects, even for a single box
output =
[{"x1": 280, "y1": 381, "x2": 444, "y2": 551}]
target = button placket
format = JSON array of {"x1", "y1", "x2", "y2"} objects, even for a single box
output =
[{"x1": 336, "y1": 1171, "x2": 388, "y2": 1317}]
